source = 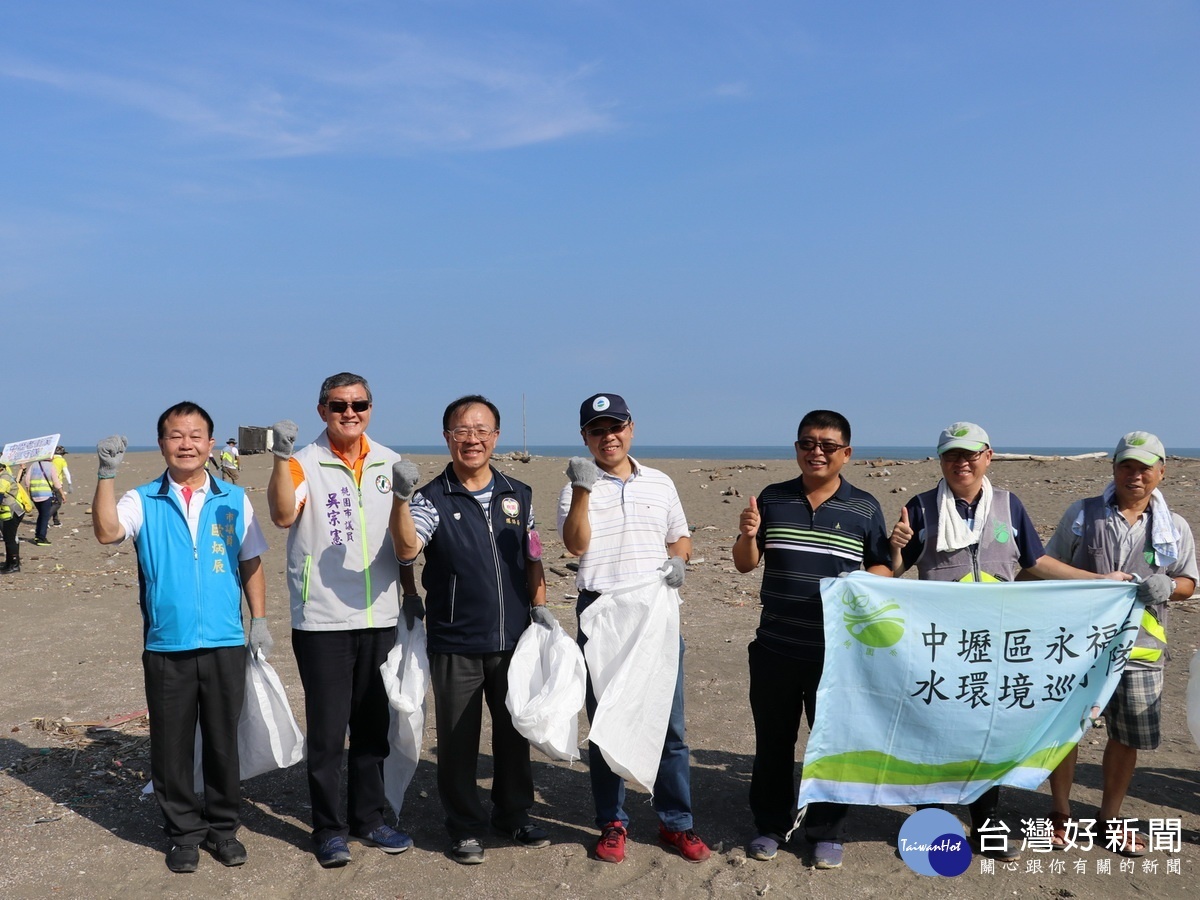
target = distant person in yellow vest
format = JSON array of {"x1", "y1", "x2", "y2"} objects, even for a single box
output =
[
  {"x1": 21, "y1": 456, "x2": 63, "y2": 546},
  {"x1": 888, "y1": 422, "x2": 1131, "y2": 861},
  {"x1": 1, "y1": 462, "x2": 30, "y2": 573},
  {"x1": 51, "y1": 446, "x2": 72, "y2": 526},
  {"x1": 1044, "y1": 432, "x2": 1196, "y2": 856},
  {"x1": 220, "y1": 439, "x2": 240, "y2": 484}
]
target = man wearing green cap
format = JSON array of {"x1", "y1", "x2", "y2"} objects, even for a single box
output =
[
  {"x1": 1044, "y1": 432, "x2": 1196, "y2": 856},
  {"x1": 889, "y1": 422, "x2": 1131, "y2": 860}
]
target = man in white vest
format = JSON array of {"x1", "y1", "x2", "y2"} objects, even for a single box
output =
[{"x1": 267, "y1": 372, "x2": 417, "y2": 868}]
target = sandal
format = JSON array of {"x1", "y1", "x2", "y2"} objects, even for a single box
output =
[
  {"x1": 1104, "y1": 827, "x2": 1146, "y2": 858},
  {"x1": 1049, "y1": 811, "x2": 1068, "y2": 851}
]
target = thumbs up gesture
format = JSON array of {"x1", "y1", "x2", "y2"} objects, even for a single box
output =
[
  {"x1": 739, "y1": 495, "x2": 761, "y2": 539},
  {"x1": 890, "y1": 506, "x2": 913, "y2": 551}
]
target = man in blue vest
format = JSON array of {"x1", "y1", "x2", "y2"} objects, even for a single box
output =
[
  {"x1": 92, "y1": 401, "x2": 271, "y2": 873},
  {"x1": 1044, "y1": 432, "x2": 1196, "y2": 856}
]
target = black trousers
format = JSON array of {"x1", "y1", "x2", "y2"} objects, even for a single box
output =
[
  {"x1": 292, "y1": 627, "x2": 395, "y2": 843},
  {"x1": 143, "y1": 645, "x2": 246, "y2": 845},
  {"x1": 747, "y1": 640, "x2": 848, "y2": 842},
  {"x1": 429, "y1": 650, "x2": 534, "y2": 841},
  {"x1": 2, "y1": 514, "x2": 21, "y2": 566}
]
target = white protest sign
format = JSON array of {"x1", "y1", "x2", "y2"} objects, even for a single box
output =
[{"x1": 1, "y1": 434, "x2": 61, "y2": 465}]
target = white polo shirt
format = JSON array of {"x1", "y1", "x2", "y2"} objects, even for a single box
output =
[{"x1": 557, "y1": 457, "x2": 688, "y2": 593}]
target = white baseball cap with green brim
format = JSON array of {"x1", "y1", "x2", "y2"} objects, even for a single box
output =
[
  {"x1": 1113, "y1": 431, "x2": 1165, "y2": 466},
  {"x1": 937, "y1": 422, "x2": 991, "y2": 455}
]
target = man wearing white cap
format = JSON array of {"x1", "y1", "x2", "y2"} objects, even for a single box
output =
[
  {"x1": 1044, "y1": 432, "x2": 1196, "y2": 856},
  {"x1": 889, "y1": 422, "x2": 1131, "y2": 860}
]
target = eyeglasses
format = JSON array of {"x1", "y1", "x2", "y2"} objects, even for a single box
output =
[
  {"x1": 585, "y1": 422, "x2": 630, "y2": 439},
  {"x1": 797, "y1": 438, "x2": 847, "y2": 454},
  {"x1": 942, "y1": 450, "x2": 986, "y2": 463},
  {"x1": 447, "y1": 427, "x2": 498, "y2": 442},
  {"x1": 325, "y1": 400, "x2": 371, "y2": 413}
]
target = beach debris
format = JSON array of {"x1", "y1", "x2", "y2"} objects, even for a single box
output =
[
  {"x1": 991, "y1": 452, "x2": 1106, "y2": 461},
  {"x1": 891, "y1": 486, "x2": 908, "y2": 493}
]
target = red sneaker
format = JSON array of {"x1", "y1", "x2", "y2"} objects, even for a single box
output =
[
  {"x1": 658, "y1": 824, "x2": 711, "y2": 862},
  {"x1": 595, "y1": 822, "x2": 626, "y2": 863}
]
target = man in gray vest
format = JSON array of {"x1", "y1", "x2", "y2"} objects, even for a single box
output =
[
  {"x1": 1043, "y1": 432, "x2": 1196, "y2": 856},
  {"x1": 267, "y1": 373, "x2": 417, "y2": 867},
  {"x1": 889, "y1": 422, "x2": 1131, "y2": 860}
]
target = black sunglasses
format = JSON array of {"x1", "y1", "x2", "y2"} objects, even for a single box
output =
[{"x1": 325, "y1": 400, "x2": 371, "y2": 413}]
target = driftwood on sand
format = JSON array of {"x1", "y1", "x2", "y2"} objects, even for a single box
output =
[{"x1": 991, "y1": 451, "x2": 1107, "y2": 461}]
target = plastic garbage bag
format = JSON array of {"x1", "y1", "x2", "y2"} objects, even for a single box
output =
[
  {"x1": 380, "y1": 619, "x2": 429, "y2": 817},
  {"x1": 238, "y1": 649, "x2": 306, "y2": 779},
  {"x1": 1188, "y1": 649, "x2": 1200, "y2": 750},
  {"x1": 506, "y1": 616, "x2": 587, "y2": 762},
  {"x1": 579, "y1": 570, "x2": 680, "y2": 796}
]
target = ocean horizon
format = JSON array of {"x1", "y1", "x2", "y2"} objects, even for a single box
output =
[{"x1": 64, "y1": 444, "x2": 1200, "y2": 461}]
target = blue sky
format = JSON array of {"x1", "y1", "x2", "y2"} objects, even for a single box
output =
[{"x1": 3, "y1": 1, "x2": 1197, "y2": 451}]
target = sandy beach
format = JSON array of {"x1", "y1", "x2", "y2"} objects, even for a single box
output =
[{"x1": 1, "y1": 447, "x2": 1198, "y2": 899}]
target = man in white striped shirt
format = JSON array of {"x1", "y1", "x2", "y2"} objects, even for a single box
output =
[{"x1": 557, "y1": 392, "x2": 710, "y2": 865}]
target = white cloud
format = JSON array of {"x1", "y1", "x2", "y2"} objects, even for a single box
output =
[{"x1": 0, "y1": 25, "x2": 614, "y2": 157}]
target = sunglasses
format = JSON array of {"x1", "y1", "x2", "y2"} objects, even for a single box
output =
[
  {"x1": 325, "y1": 400, "x2": 371, "y2": 413},
  {"x1": 796, "y1": 439, "x2": 846, "y2": 454}
]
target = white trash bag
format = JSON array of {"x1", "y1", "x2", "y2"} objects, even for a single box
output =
[
  {"x1": 380, "y1": 619, "x2": 430, "y2": 817},
  {"x1": 506, "y1": 616, "x2": 587, "y2": 762},
  {"x1": 238, "y1": 649, "x2": 306, "y2": 779},
  {"x1": 1188, "y1": 649, "x2": 1200, "y2": 750},
  {"x1": 579, "y1": 571, "x2": 680, "y2": 796}
]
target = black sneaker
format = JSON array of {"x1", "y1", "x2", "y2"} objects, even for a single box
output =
[
  {"x1": 166, "y1": 843, "x2": 200, "y2": 873},
  {"x1": 204, "y1": 837, "x2": 248, "y2": 866},
  {"x1": 31, "y1": 537, "x2": 51, "y2": 546},
  {"x1": 451, "y1": 837, "x2": 485, "y2": 865},
  {"x1": 0, "y1": 563, "x2": 18, "y2": 574}
]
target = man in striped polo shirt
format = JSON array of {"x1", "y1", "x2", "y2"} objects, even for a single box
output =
[
  {"x1": 733, "y1": 409, "x2": 891, "y2": 870},
  {"x1": 558, "y1": 392, "x2": 711, "y2": 865}
]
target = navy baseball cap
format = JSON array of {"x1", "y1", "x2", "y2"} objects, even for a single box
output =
[{"x1": 579, "y1": 393, "x2": 632, "y2": 429}]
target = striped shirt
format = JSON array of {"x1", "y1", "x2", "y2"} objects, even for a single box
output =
[
  {"x1": 754, "y1": 475, "x2": 889, "y2": 661},
  {"x1": 557, "y1": 457, "x2": 688, "y2": 593},
  {"x1": 403, "y1": 478, "x2": 537, "y2": 563}
]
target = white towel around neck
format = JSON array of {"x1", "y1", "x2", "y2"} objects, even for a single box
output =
[{"x1": 936, "y1": 476, "x2": 994, "y2": 554}]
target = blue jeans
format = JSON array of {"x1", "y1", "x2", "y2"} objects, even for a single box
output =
[
  {"x1": 33, "y1": 498, "x2": 53, "y2": 541},
  {"x1": 577, "y1": 592, "x2": 693, "y2": 832}
]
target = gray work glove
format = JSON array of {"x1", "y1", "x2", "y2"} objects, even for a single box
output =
[
  {"x1": 392, "y1": 460, "x2": 421, "y2": 502},
  {"x1": 270, "y1": 420, "x2": 299, "y2": 460},
  {"x1": 530, "y1": 605, "x2": 556, "y2": 630},
  {"x1": 248, "y1": 618, "x2": 274, "y2": 660},
  {"x1": 566, "y1": 456, "x2": 600, "y2": 492},
  {"x1": 403, "y1": 593, "x2": 425, "y2": 630},
  {"x1": 1136, "y1": 573, "x2": 1173, "y2": 605},
  {"x1": 96, "y1": 435, "x2": 128, "y2": 479},
  {"x1": 659, "y1": 556, "x2": 686, "y2": 589}
]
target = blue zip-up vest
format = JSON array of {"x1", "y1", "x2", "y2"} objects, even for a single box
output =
[
  {"x1": 418, "y1": 465, "x2": 534, "y2": 655},
  {"x1": 134, "y1": 473, "x2": 246, "y2": 652}
]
